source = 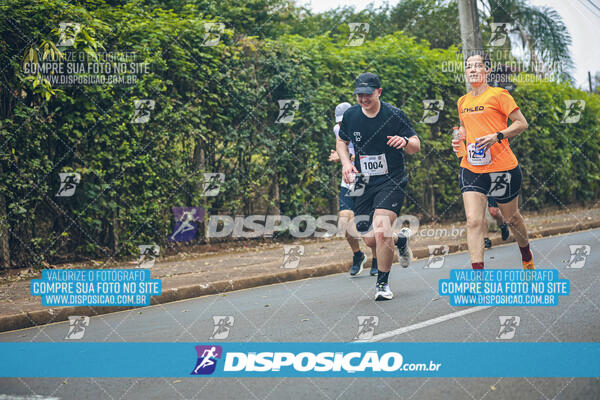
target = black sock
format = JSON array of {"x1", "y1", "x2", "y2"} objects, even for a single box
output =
[
  {"x1": 377, "y1": 270, "x2": 390, "y2": 284},
  {"x1": 353, "y1": 250, "x2": 363, "y2": 258},
  {"x1": 372, "y1": 258, "x2": 378, "y2": 268}
]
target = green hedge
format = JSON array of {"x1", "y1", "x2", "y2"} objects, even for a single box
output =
[{"x1": 0, "y1": 0, "x2": 598, "y2": 267}]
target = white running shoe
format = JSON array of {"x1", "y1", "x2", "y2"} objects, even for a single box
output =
[
  {"x1": 375, "y1": 282, "x2": 394, "y2": 301},
  {"x1": 396, "y1": 227, "x2": 412, "y2": 268}
]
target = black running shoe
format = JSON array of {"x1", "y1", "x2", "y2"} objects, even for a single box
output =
[
  {"x1": 500, "y1": 223, "x2": 510, "y2": 241},
  {"x1": 350, "y1": 251, "x2": 366, "y2": 276},
  {"x1": 370, "y1": 258, "x2": 378, "y2": 276},
  {"x1": 484, "y1": 237, "x2": 492, "y2": 249}
]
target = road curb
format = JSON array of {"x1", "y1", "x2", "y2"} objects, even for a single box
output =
[{"x1": 1, "y1": 220, "x2": 599, "y2": 333}]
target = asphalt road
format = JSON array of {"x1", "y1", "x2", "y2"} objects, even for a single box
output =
[{"x1": 1, "y1": 229, "x2": 599, "y2": 400}]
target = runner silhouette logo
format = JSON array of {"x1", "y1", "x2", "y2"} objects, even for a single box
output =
[
  {"x1": 58, "y1": 22, "x2": 81, "y2": 47},
  {"x1": 169, "y1": 207, "x2": 205, "y2": 242},
  {"x1": 489, "y1": 23, "x2": 510, "y2": 47},
  {"x1": 346, "y1": 173, "x2": 370, "y2": 197},
  {"x1": 210, "y1": 316, "x2": 234, "y2": 339},
  {"x1": 275, "y1": 100, "x2": 299, "y2": 124},
  {"x1": 497, "y1": 316, "x2": 520, "y2": 340},
  {"x1": 425, "y1": 245, "x2": 449, "y2": 269},
  {"x1": 131, "y1": 99, "x2": 155, "y2": 123},
  {"x1": 561, "y1": 100, "x2": 585, "y2": 124},
  {"x1": 65, "y1": 316, "x2": 89, "y2": 340},
  {"x1": 191, "y1": 345, "x2": 222, "y2": 375},
  {"x1": 567, "y1": 245, "x2": 591, "y2": 269},
  {"x1": 202, "y1": 173, "x2": 225, "y2": 197},
  {"x1": 420, "y1": 99, "x2": 444, "y2": 124},
  {"x1": 346, "y1": 23, "x2": 369, "y2": 46},
  {"x1": 201, "y1": 23, "x2": 225, "y2": 47},
  {"x1": 282, "y1": 245, "x2": 304, "y2": 268},
  {"x1": 354, "y1": 316, "x2": 379, "y2": 340},
  {"x1": 488, "y1": 172, "x2": 511, "y2": 198},
  {"x1": 137, "y1": 245, "x2": 159, "y2": 268},
  {"x1": 56, "y1": 172, "x2": 81, "y2": 197}
]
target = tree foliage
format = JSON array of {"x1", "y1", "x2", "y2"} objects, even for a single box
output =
[
  {"x1": 480, "y1": 0, "x2": 574, "y2": 81},
  {"x1": 0, "y1": 0, "x2": 597, "y2": 267}
]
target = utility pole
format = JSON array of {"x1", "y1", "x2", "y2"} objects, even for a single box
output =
[
  {"x1": 458, "y1": 0, "x2": 483, "y2": 91},
  {"x1": 0, "y1": 163, "x2": 9, "y2": 269},
  {"x1": 589, "y1": 71, "x2": 593, "y2": 93}
]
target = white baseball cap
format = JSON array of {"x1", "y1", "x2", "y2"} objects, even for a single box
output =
[{"x1": 335, "y1": 102, "x2": 352, "y2": 123}]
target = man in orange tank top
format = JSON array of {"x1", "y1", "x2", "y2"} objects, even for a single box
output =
[{"x1": 452, "y1": 53, "x2": 534, "y2": 271}]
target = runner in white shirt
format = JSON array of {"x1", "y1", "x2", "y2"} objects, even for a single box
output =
[
  {"x1": 329, "y1": 102, "x2": 377, "y2": 276},
  {"x1": 337, "y1": 73, "x2": 421, "y2": 301}
]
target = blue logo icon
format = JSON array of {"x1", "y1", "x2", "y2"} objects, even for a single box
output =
[
  {"x1": 169, "y1": 207, "x2": 205, "y2": 242},
  {"x1": 191, "y1": 345, "x2": 222, "y2": 375}
]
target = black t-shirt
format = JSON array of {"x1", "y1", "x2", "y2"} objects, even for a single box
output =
[{"x1": 339, "y1": 101, "x2": 416, "y2": 185}]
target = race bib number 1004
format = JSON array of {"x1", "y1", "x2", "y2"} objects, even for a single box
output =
[{"x1": 360, "y1": 154, "x2": 388, "y2": 176}]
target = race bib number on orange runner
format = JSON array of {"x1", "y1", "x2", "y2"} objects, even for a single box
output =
[{"x1": 467, "y1": 143, "x2": 492, "y2": 166}]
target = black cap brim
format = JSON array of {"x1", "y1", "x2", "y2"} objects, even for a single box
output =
[{"x1": 353, "y1": 86, "x2": 377, "y2": 95}]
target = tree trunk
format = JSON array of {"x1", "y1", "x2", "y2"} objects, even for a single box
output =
[
  {"x1": 0, "y1": 185, "x2": 10, "y2": 268},
  {"x1": 457, "y1": 0, "x2": 483, "y2": 91},
  {"x1": 112, "y1": 207, "x2": 119, "y2": 256},
  {"x1": 192, "y1": 135, "x2": 207, "y2": 242},
  {"x1": 266, "y1": 172, "x2": 281, "y2": 216},
  {"x1": 330, "y1": 174, "x2": 338, "y2": 215},
  {"x1": 429, "y1": 183, "x2": 436, "y2": 222}
]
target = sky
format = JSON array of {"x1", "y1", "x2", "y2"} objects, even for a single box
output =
[{"x1": 298, "y1": 0, "x2": 600, "y2": 89}]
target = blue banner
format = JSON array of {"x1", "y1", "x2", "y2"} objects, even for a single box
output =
[
  {"x1": 1, "y1": 342, "x2": 599, "y2": 377},
  {"x1": 439, "y1": 269, "x2": 569, "y2": 306},
  {"x1": 30, "y1": 269, "x2": 161, "y2": 307}
]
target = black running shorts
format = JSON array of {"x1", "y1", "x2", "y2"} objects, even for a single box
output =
[
  {"x1": 354, "y1": 175, "x2": 407, "y2": 233},
  {"x1": 459, "y1": 165, "x2": 522, "y2": 204}
]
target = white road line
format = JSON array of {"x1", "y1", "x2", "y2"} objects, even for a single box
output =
[{"x1": 355, "y1": 306, "x2": 492, "y2": 342}]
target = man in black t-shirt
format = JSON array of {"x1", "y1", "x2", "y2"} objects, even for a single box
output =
[{"x1": 336, "y1": 72, "x2": 421, "y2": 301}]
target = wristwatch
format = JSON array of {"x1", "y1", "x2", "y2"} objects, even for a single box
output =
[
  {"x1": 496, "y1": 132, "x2": 504, "y2": 142},
  {"x1": 402, "y1": 136, "x2": 410, "y2": 148}
]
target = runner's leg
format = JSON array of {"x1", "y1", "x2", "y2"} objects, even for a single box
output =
[
  {"x1": 371, "y1": 209, "x2": 397, "y2": 272},
  {"x1": 496, "y1": 196, "x2": 528, "y2": 247},
  {"x1": 368, "y1": 209, "x2": 397, "y2": 300},
  {"x1": 483, "y1": 209, "x2": 491, "y2": 249},
  {"x1": 340, "y1": 187, "x2": 368, "y2": 276},
  {"x1": 362, "y1": 231, "x2": 377, "y2": 258},
  {"x1": 497, "y1": 195, "x2": 533, "y2": 269},
  {"x1": 489, "y1": 205, "x2": 504, "y2": 226},
  {"x1": 339, "y1": 210, "x2": 360, "y2": 252},
  {"x1": 341, "y1": 210, "x2": 367, "y2": 276},
  {"x1": 463, "y1": 191, "x2": 487, "y2": 266},
  {"x1": 358, "y1": 222, "x2": 379, "y2": 275}
]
